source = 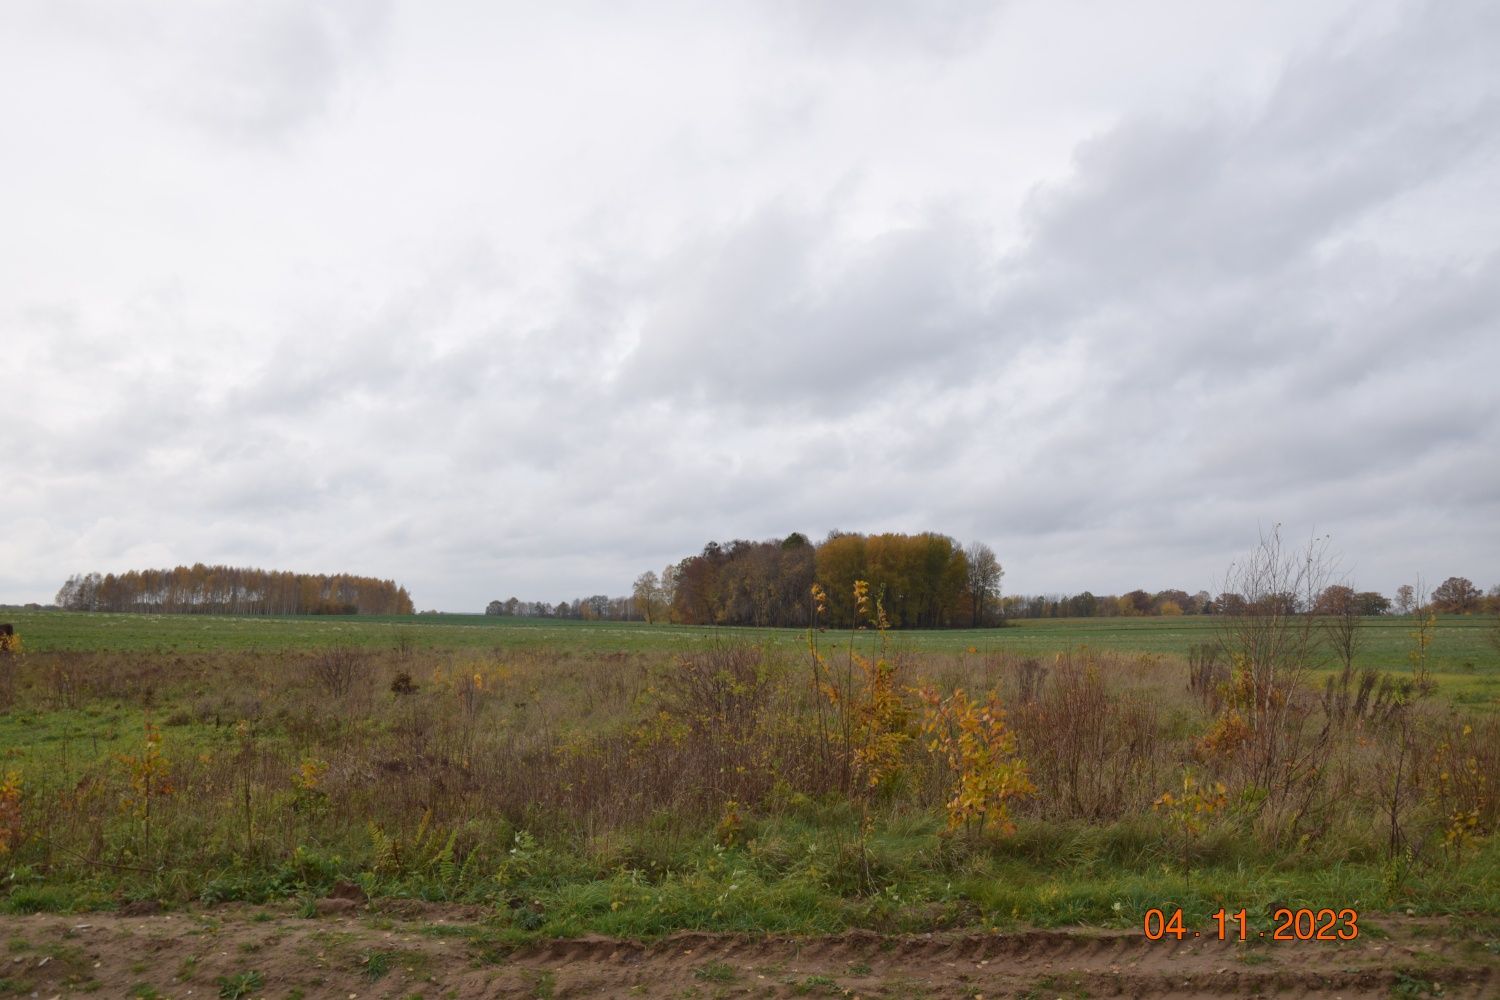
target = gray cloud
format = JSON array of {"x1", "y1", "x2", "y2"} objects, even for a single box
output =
[
  {"x1": 774, "y1": 0, "x2": 1005, "y2": 59},
  {"x1": 158, "y1": 1, "x2": 389, "y2": 142},
  {"x1": 3, "y1": 0, "x2": 1497, "y2": 608},
  {"x1": 617, "y1": 203, "x2": 1001, "y2": 411}
]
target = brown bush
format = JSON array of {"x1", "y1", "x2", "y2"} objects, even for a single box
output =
[
  {"x1": 0, "y1": 660, "x2": 14, "y2": 710},
  {"x1": 45, "y1": 654, "x2": 90, "y2": 710},
  {"x1": 1187, "y1": 643, "x2": 1227, "y2": 714},
  {"x1": 660, "y1": 645, "x2": 771, "y2": 740},
  {"x1": 1013, "y1": 657, "x2": 1047, "y2": 705},
  {"x1": 1012, "y1": 653, "x2": 1164, "y2": 821},
  {"x1": 310, "y1": 646, "x2": 371, "y2": 699}
]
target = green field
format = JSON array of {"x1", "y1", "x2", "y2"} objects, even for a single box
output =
[
  {"x1": 6, "y1": 606, "x2": 1497, "y2": 662},
  {"x1": 0, "y1": 608, "x2": 1495, "y2": 947},
  {"x1": 7, "y1": 609, "x2": 1497, "y2": 710}
]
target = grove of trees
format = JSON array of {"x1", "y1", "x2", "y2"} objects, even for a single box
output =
[
  {"x1": 482, "y1": 533, "x2": 1497, "y2": 628},
  {"x1": 1430, "y1": 576, "x2": 1482, "y2": 613},
  {"x1": 484, "y1": 595, "x2": 640, "y2": 621},
  {"x1": 484, "y1": 532, "x2": 1003, "y2": 628},
  {"x1": 55, "y1": 565, "x2": 414, "y2": 616},
  {"x1": 657, "y1": 531, "x2": 1000, "y2": 629}
]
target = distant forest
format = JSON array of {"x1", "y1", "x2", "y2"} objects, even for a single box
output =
[
  {"x1": 487, "y1": 533, "x2": 1497, "y2": 628},
  {"x1": 54, "y1": 565, "x2": 414, "y2": 616},
  {"x1": 492, "y1": 531, "x2": 1005, "y2": 629}
]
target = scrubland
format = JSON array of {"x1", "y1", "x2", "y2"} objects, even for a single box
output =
[{"x1": 0, "y1": 610, "x2": 1495, "y2": 947}]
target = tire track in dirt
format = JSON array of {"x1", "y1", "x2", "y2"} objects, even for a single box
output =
[
  {"x1": 504, "y1": 925, "x2": 1495, "y2": 998},
  {"x1": 0, "y1": 906, "x2": 1493, "y2": 999}
]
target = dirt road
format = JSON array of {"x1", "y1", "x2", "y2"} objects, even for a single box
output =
[{"x1": 1, "y1": 904, "x2": 1494, "y2": 998}]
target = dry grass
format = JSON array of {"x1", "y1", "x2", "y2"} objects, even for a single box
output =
[{"x1": 0, "y1": 632, "x2": 1493, "y2": 923}]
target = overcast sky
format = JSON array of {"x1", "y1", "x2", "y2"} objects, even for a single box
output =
[{"x1": 4, "y1": 0, "x2": 1498, "y2": 610}]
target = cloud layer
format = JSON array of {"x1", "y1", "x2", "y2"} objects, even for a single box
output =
[{"x1": 3, "y1": 0, "x2": 1497, "y2": 608}]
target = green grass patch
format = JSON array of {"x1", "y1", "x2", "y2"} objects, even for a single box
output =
[{"x1": 6, "y1": 609, "x2": 1496, "y2": 680}]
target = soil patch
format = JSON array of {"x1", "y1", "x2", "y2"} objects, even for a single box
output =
[{"x1": 0, "y1": 907, "x2": 1494, "y2": 998}]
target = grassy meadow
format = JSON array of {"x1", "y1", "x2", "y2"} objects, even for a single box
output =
[
  {"x1": 0, "y1": 608, "x2": 1496, "y2": 943},
  {"x1": 7, "y1": 608, "x2": 1498, "y2": 709},
  {"x1": 7, "y1": 607, "x2": 1497, "y2": 667}
]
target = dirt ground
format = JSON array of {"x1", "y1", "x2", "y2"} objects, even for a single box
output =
[{"x1": 1, "y1": 904, "x2": 1495, "y2": 999}]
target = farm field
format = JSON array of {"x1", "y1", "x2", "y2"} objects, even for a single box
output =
[
  {"x1": 6, "y1": 607, "x2": 1497, "y2": 666},
  {"x1": 7, "y1": 608, "x2": 1499, "y2": 709},
  {"x1": 0, "y1": 610, "x2": 1497, "y2": 997}
]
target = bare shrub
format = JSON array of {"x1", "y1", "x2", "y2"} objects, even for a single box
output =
[
  {"x1": 0, "y1": 628, "x2": 21, "y2": 710},
  {"x1": 1321, "y1": 592, "x2": 1363, "y2": 674},
  {"x1": 445, "y1": 668, "x2": 491, "y2": 736},
  {"x1": 502, "y1": 644, "x2": 795, "y2": 829},
  {"x1": 1337, "y1": 695, "x2": 1496, "y2": 864},
  {"x1": 1258, "y1": 691, "x2": 1338, "y2": 847},
  {"x1": 660, "y1": 645, "x2": 781, "y2": 808},
  {"x1": 46, "y1": 654, "x2": 90, "y2": 709},
  {"x1": 310, "y1": 647, "x2": 371, "y2": 699},
  {"x1": 1215, "y1": 527, "x2": 1333, "y2": 797},
  {"x1": 0, "y1": 658, "x2": 14, "y2": 711},
  {"x1": 390, "y1": 697, "x2": 435, "y2": 752},
  {"x1": 1418, "y1": 712, "x2": 1500, "y2": 844},
  {"x1": 1013, "y1": 653, "x2": 1163, "y2": 821},
  {"x1": 661, "y1": 644, "x2": 771, "y2": 745},
  {"x1": 1186, "y1": 643, "x2": 1227, "y2": 714},
  {"x1": 1369, "y1": 701, "x2": 1425, "y2": 859},
  {"x1": 1013, "y1": 657, "x2": 1046, "y2": 705}
]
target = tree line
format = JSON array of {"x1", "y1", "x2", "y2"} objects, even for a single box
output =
[
  {"x1": 484, "y1": 595, "x2": 637, "y2": 621},
  {"x1": 996, "y1": 577, "x2": 1497, "y2": 619},
  {"x1": 486, "y1": 530, "x2": 1496, "y2": 629},
  {"x1": 640, "y1": 531, "x2": 1005, "y2": 628},
  {"x1": 55, "y1": 565, "x2": 414, "y2": 616},
  {"x1": 487, "y1": 531, "x2": 1005, "y2": 628}
]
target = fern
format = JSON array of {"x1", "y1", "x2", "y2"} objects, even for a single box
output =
[
  {"x1": 368, "y1": 822, "x2": 396, "y2": 875},
  {"x1": 455, "y1": 846, "x2": 482, "y2": 890},
  {"x1": 369, "y1": 811, "x2": 467, "y2": 884},
  {"x1": 411, "y1": 809, "x2": 433, "y2": 862},
  {"x1": 434, "y1": 830, "x2": 457, "y2": 882}
]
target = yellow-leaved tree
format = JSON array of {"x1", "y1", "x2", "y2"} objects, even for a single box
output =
[
  {"x1": 809, "y1": 579, "x2": 911, "y2": 794},
  {"x1": 808, "y1": 579, "x2": 914, "y2": 889},
  {"x1": 116, "y1": 722, "x2": 173, "y2": 860},
  {"x1": 0, "y1": 771, "x2": 21, "y2": 855},
  {"x1": 1153, "y1": 768, "x2": 1228, "y2": 876},
  {"x1": 919, "y1": 687, "x2": 1034, "y2": 836}
]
